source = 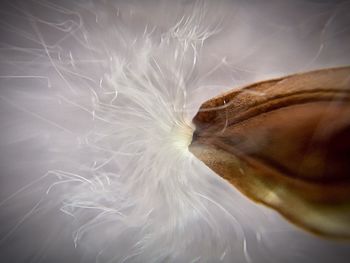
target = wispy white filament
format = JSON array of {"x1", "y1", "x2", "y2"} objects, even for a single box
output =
[
  {"x1": 1, "y1": 2, "x2": 247, "y2": 262},
  {"x1": 46, "y1": 3, "x2": 248, "y2": 261}
]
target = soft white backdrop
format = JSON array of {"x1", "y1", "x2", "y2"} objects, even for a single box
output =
[{"x1": 0, "y1": 0, "x2": 349, "y2": 262}]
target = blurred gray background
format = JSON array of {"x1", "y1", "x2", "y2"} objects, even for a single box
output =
[{"x1": 0, "y1": 0, "x2": 350, "y2": 262}]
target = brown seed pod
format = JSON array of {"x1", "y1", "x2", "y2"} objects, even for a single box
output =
[{"x1": 189, "y1": 66, "x2": 350, "y2": 239}]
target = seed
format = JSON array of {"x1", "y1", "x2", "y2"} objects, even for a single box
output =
[{"x1": 189, "y1": 67, "x2": 350, "y2": 239}]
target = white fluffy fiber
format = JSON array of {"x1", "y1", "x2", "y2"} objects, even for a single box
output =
[{"x1": 1, "y1": 0, "x2": 350, "y2": 262}]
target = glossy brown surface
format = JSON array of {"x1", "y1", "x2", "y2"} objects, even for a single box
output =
[{"x1": 189, "y1": 67, "x2": 350, "y2": 239}]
